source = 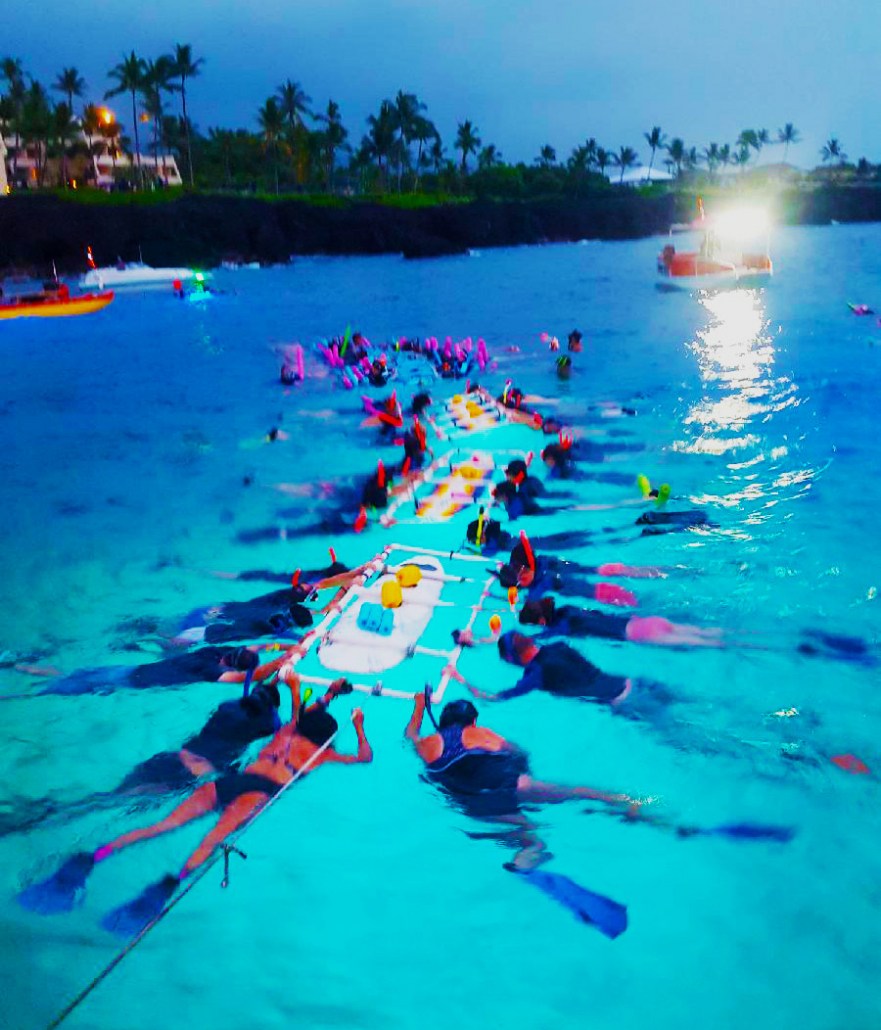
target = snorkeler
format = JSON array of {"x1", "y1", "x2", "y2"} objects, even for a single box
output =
[
  {"x1": 21, "y1": 643, "x2": 296, "y2": 699},
  {"x1": 568, "y1": 329, "x2": 583, "y2": 353},
  {"x1": 519, "y1": 597, "x2": 725, "y2": 648},
  {"x1": 18, "y1": 673, "x2": 372, "y2": 935},
  {"x1": 0, "y1": 655, "x2": 299, "y2": 840},
  {"x1": 406, "y1": 691, "x2": 648, "y2": 936}
]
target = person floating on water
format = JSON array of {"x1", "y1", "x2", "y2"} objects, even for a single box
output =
[
  {"x1": 519, "y1": 596, "x2": 725, "y2": 648},
  {"x1": 568, "y1": 329, "x2": 583, "y2": 352},
  {"x1": 0, "y1": 656, "x2": 295, "y2": 839},
  {"x1": 19, "y1": 643, "x2": 298, "y2": 699},
  {"x1": 17, "y1": 672, "x2": 372, "y2": 935}
]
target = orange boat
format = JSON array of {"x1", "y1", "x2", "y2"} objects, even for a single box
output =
[{"x1": 0, "y1": 282, "x2": 114, "y2": 320}]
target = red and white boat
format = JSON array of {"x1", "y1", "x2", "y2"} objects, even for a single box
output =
[{"x1": 657, "y1": 202, "x2": 773, "y2": 290}]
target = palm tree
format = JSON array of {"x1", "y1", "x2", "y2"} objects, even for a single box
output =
[
  {"x1": 643, "y1": 126, "x2": 667, "y2": 179},
  {"x1": 478, "y1": 143, "x2": 503, "y2": 170},
  {"x1": 106, "y1": 51, "x2": 147, "y2": 184},
  {"x1": 52, "y1": 67, "x2": 85, "y2": 114},
  {"x1": 703, "y1": 142, "x2": 721, "y2": 177},
  {"x1": 718, "y1": 143, "x2": 731, "y2": 170},
  {"x1": 613, "y1": 145, "x2": 638, "y2": 184},
  {"x1": 171, "y1": 44, "x2": 203, "y2": 187},
  {"x1": 777, "y1": 123, "x2": 800, "y2": 163},
  {"x1": 821, "y1": 138, "x2": 845, "y2": 166},
  {"x1": 666, "y1": 138, "x2": 686, "y2": 177},
  {"x1": 1, "y1": 56, "x2": 24, "y2": 91},
  {"x1": 429, "y1": 135, "x2": 445, "y2": 176},
  {"x1": 51, "y1": 101, "x2": 79, "y2": 187},
  {"x1": 536, "y1": 144, "x2": 556, "y2": 168},
  {"x1": 732, "y1": 146, "x2": 751, "y2": 173},
  {"x1": 392, "y1": 90, "x2": 425, "y2": 190},
  {"x1": 455, "y1": 119, "x2": 480, "y2": 173},
  {"x1": 365, "y1": 100, "x2": 397, "y2": 189},
  {"x1": 410, "y1": 115, "x2": 436, "y2": 190},
  {"x1": 15, "y1": 81, "x2": 53, "y2": 185},
  {"x1": 595, "y1": 146, "x2": 611, "y2": 178},
  {"x1": 736, "y1": 129, "x2": 760, "y2": 166},
  {"x1": 142, "y1": 56, "x2": 176, "y2": 181},
  {"x1": 276, "y1": 79, "x2": 311, "y2": 186},
  {"x1": 208, "y1": 127, "x2": 236, "y2": 187},
  {"x1": 316, "y1": 99, "x2": 348, "y2": 191},
  {"x1": 276, "y1": 79, "x2": 311, "y2": 133},
  {"x1": 257, "y1": 97, "x2": 285, "y2": 194}
]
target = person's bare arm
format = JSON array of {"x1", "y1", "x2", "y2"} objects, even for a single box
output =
[{"x1": 325, "y1": 708, "x2": 373, "y2": 764}]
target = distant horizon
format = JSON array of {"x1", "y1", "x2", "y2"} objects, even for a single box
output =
[{"x1": 5, "y1": 1, "x2": 876, "y2": 169}]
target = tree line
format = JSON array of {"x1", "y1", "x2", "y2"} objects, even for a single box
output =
[{"x1": 0, "y1": 52, "x2": 869, "y2": 197}]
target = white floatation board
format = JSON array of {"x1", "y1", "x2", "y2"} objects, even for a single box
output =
[{"x1": 318, "y1": 555, "x2": 445, "y2": 673}]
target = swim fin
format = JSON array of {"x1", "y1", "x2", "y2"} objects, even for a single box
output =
[
  {"x1": 100, "y1": 874, "x2": 179, "y2": 938},
  {"x1": 699, "y1": 822, "x2": 795, "y2": 843},
  {"x1": 516, "y1": 868, "x2": 627, "y2": 939},
  {"x1": 16, "y1": 851, "x2": 95, "y2": 914}
]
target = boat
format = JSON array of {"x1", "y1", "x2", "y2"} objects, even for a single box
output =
[
  {"x1": 0, "y1": 282, "x2": 114, "y2": 320},
  {"x1": 657, "y1": 202, "x2": 773, "y2": 291},
  {"x1": 79, "y1": 248, "x2": 198, "y2": 290}
]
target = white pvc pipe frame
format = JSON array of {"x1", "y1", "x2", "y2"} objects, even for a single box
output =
[{"x1": 280, "y1": 543, "x2": 499, "y2": 704}]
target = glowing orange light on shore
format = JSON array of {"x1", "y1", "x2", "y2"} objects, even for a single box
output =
[
  {"x1": 139, "y1": 112, "x2": 150, "y2": 123},
  {"x1": 99, "y1": 107, "x2": 114, "y2": 125}
]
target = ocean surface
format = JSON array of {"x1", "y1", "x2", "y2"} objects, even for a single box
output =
[{"x1": 2, "y1": 223, "x2": 880, "y2": 1030}]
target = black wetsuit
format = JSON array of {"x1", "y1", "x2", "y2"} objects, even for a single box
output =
[
  {"x1": 116, "y1": 683, "x2": 282, "y2": 792},
  {"x1": 42, "y1": 646, "x2": 233, "y2": 696},
  {"x1": 636, "y1": 510, "x2": 711, "y2": 535},
  {"x1": 425, "y1": 724, "x2": 530, "y2": 817},
  {"x1": 497, "y1": 642, "x2": 627, "y2": 702},
  {"x1": 536, "y1": 605, "x2": 630, "y2": 642}
]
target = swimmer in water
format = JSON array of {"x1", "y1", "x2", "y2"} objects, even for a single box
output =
[
  {"x1": 405, "y1": 694, "x2": 638, "y2": 870},
  {"x1": 519, "y1": 597, "x2": 725, "y2": 648},
  {"x1": 1, "y1": 669, "x2": 293, "y2": 839},
  {"x1": 568, "y1": 329, "x2": 583, "y2": 353},
  {"x1": 18, "y1": 674, "x2": 372, "y2": 933},
  {"x1": 25, "y1": 643, "x2": 300, "y2": 698}
]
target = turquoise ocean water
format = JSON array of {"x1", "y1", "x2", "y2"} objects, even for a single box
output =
[{"x1": 2, "y1": 224, "x2": 880, "y2": 1029}]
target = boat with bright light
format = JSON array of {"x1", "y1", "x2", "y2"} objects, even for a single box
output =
[
  {"x1": 0, "y1": 283, "x2": 114, "y2": 320},
  {"x1": 657, "y1": 203, "x2": 773, "y2": 291}
]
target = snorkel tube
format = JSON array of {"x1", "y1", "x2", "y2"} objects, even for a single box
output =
[{"x1": 424, "y1": 685, "x2": 440, "y2": 730}]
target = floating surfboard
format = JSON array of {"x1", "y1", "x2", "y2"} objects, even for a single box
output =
[
  {"x1": 416, "y1": 452, "x2": 494, "y2": 521},
  {"x1": 318, "y1": 556, "x2": 445, "y2": 673}
]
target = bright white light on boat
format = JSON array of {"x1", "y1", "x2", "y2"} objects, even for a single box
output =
[{"x1": 713, "y1": 207, "x2": 770, "y2": 241}]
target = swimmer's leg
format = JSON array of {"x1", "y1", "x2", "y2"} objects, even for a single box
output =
[
  {"x1": 39, "y1": 665, "x2": 134, "y2": 697},
  {"x1": 180, "y1": 792, "x2": 267, "y2": 877},
  {"x1": 516, "y1": 776, "x2": 633, "y2": 809},
  {"x1": 96, "y1": 782, "x2": 218, "y2": 860},
  {"x1": 625, "y1": 616, "x2": 726, "y2": 647}
]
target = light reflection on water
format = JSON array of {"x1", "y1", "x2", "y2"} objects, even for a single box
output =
[{"x1": 677, "y1": 288, "x2": 825, "y2": 516}]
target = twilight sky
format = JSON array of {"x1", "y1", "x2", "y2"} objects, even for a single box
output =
[{"x1": 7, "y1": 0, "x2": 876, "y2": 167}]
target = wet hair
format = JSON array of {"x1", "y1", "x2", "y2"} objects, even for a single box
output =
[
  {"x1": 568, "y1": 330, "x2": 582, "y2": 343},
  {"x1": 267, "y1": 427, "x2": 280, "y2": 442},
  {"x1": 362, "y1": 480, "x2": 389, "y2": 510},
  {"x1": 492, "y1": 481, "x2": 517, "y2": 502},
  {"x1": 288, "y1": 603, "x2": 314, "y2": 628},
  {"x1": 498, "y1": 563, "x2": 519, "y2": 589},
  {"x1": 243, "y1": 679, "x2": 281, "y2": 713},
  {"x1": 497, "y1": 631, "x2": 531, "y2": 664},
  {"x1": 438, "y1": 699, "x2": 478, "y2": 729},
  {"x1": 297, "y1": 706, "x2": 339, "y2": 746},
  {"x1": 505, "y1": 459, "x2": 529, "y2": 479},
  {"x1": 466, "y1": 517, "x2": 508, "y2": 547},
  {"x1": 541, "y1": 443, "x2": 566, "y2": 465},
  {"x1": 519, "y1": 597, "x2": 555, "y2": 625},
  {"x1": 411, "y1": 393, "x2": 432, "y2": 416},
  {"x1": 509, "y1": 542, "x2": 528, "y2": 568},
  {"x1": 290, "y1": 583, "x2": 311, "y2": 603},
  {"x1": 221, "y1": 647, "x2": 259, "y2": 672}
]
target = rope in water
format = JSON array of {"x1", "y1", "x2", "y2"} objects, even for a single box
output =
[{"x1": 46, "y1": 729, "x2": 340, "y2": 1030}]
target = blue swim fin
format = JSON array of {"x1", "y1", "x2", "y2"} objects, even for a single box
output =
[
  {"x1": 16, "y1": 851, "x2": 95, "y2": 915},
  {"x1": 700, "y1": 822, "x2": 795, "y2": 843},
  {"x1": 100, "y1": 874, "x2": 179, "y2": 937},
  {"x1": 517, "y1": 868, "x2": 628, "y2": 939}
]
